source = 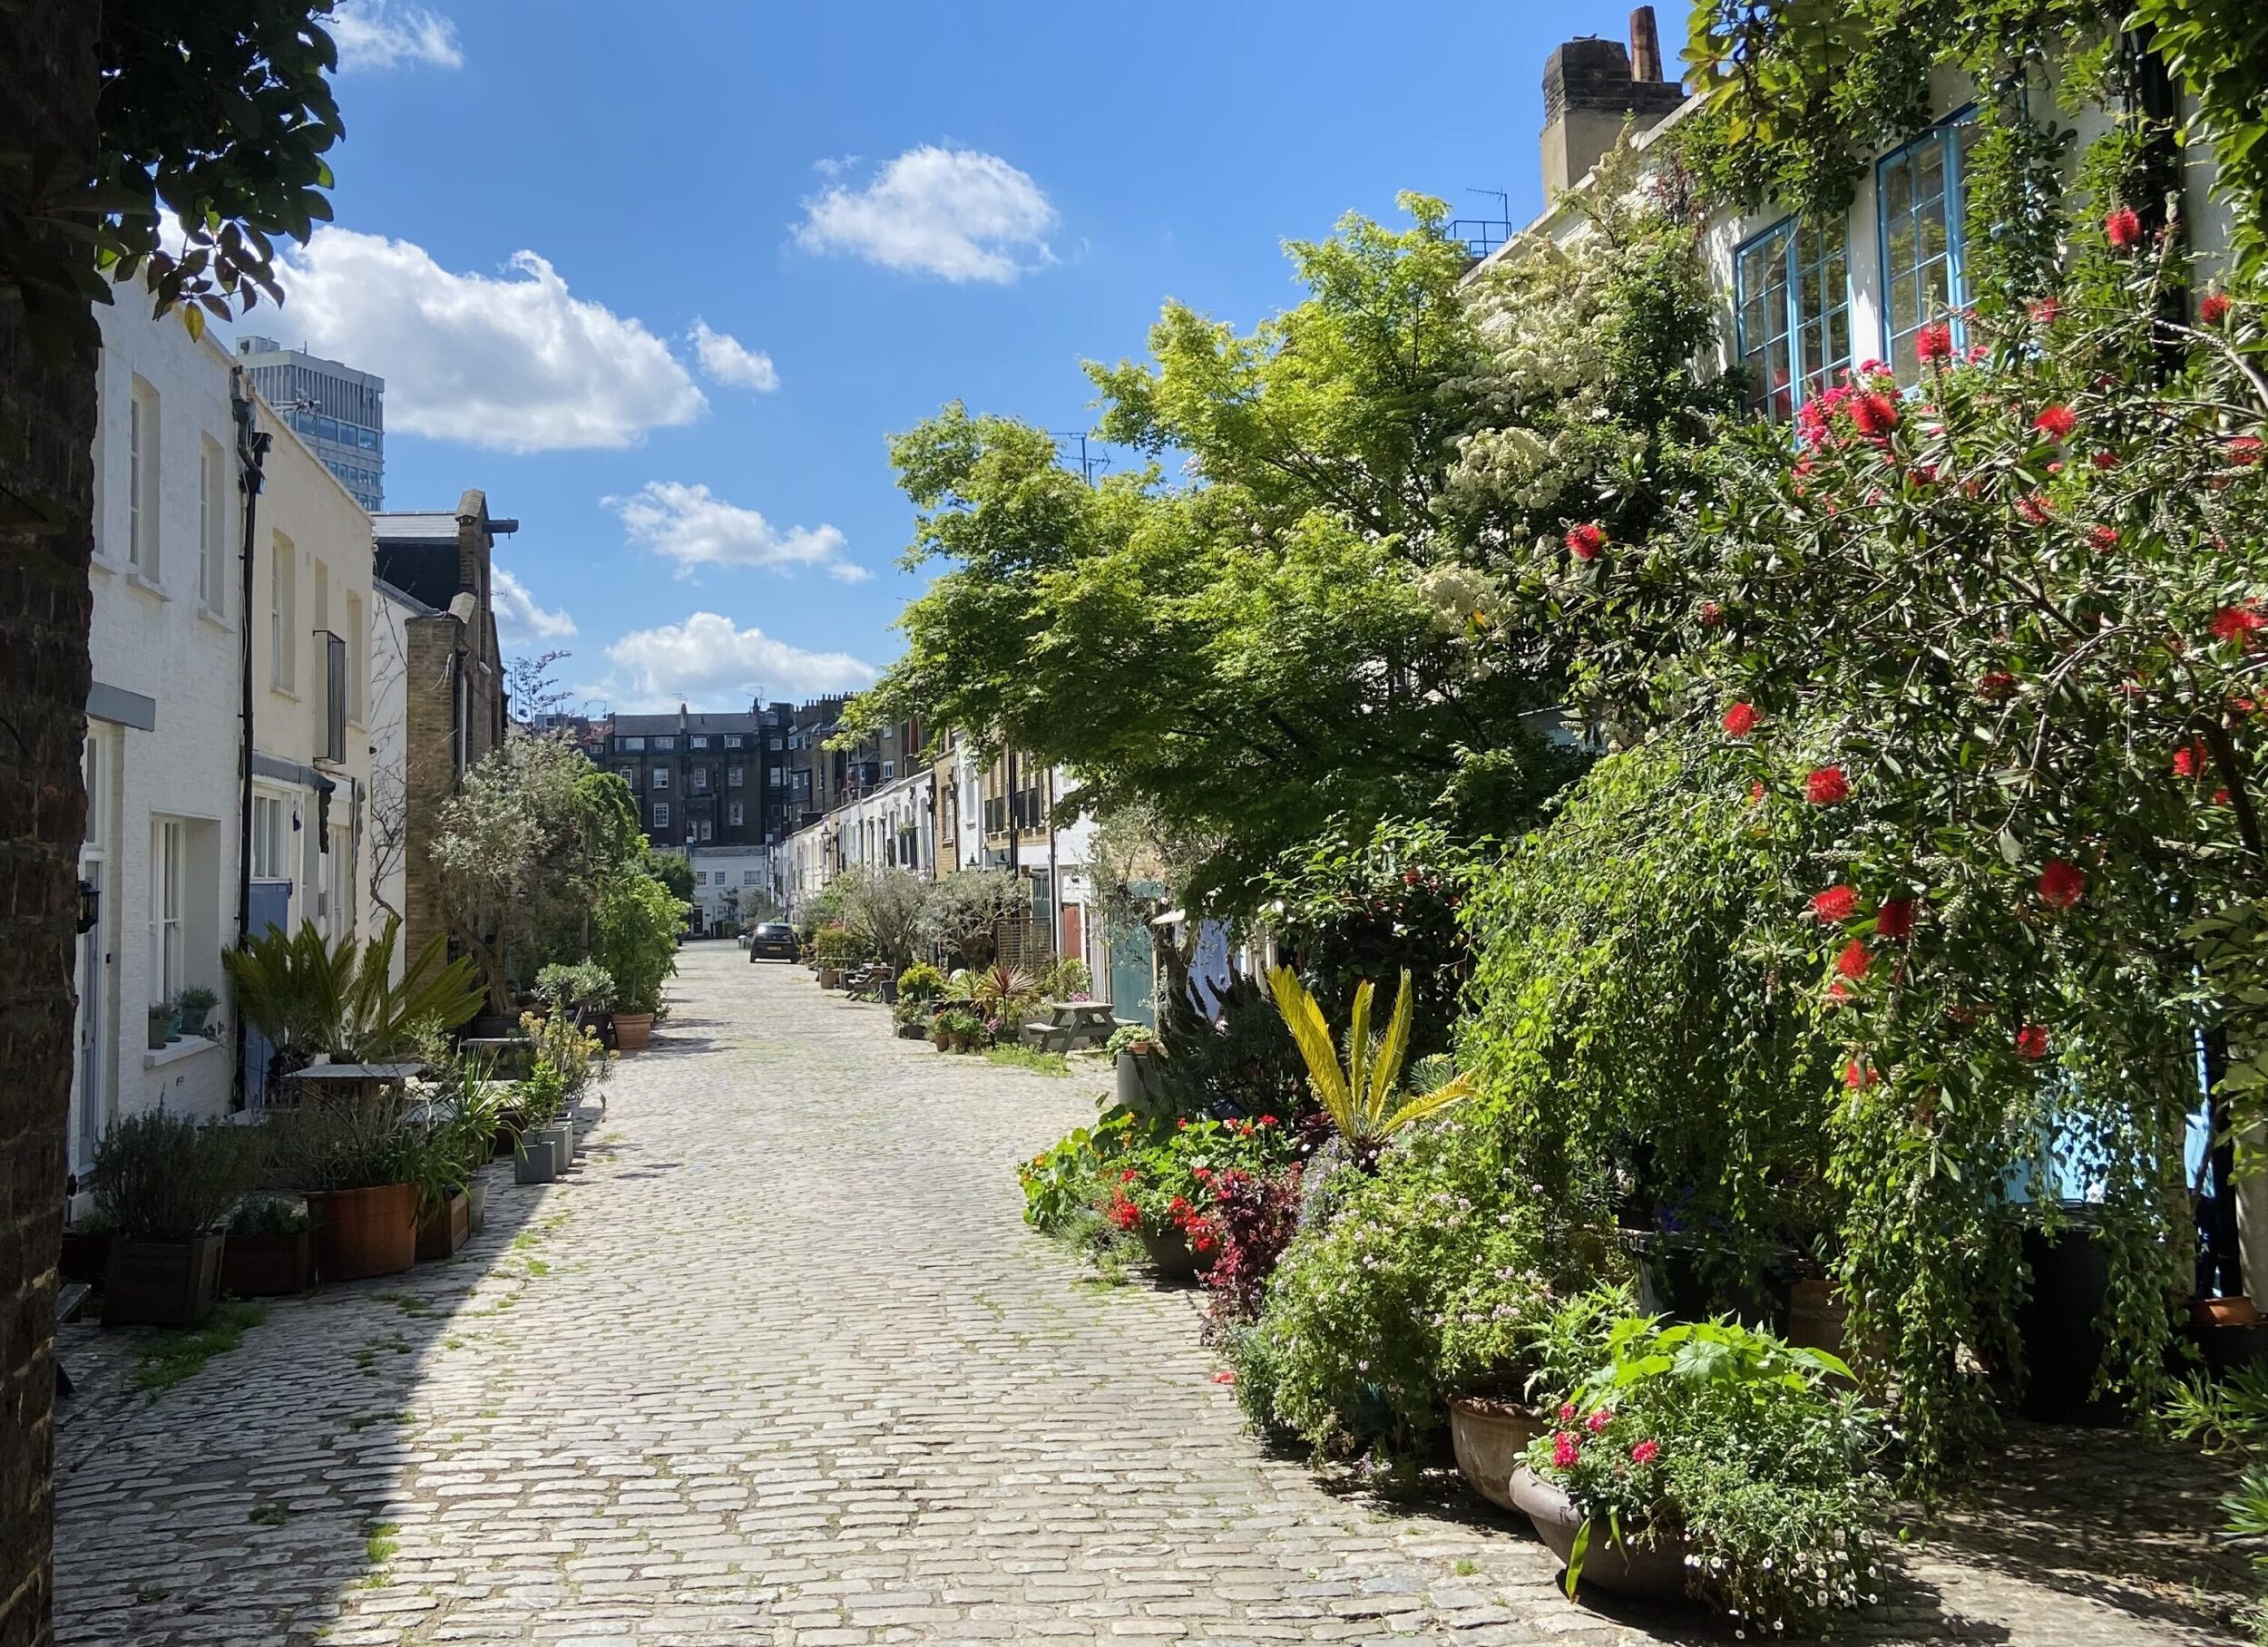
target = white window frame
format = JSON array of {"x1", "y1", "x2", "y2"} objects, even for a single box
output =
[
  {"x1": 699, "y1": 819, "x2": 713, "y2": 842},
  {"x1": 151, "y1": 818, "x2": 183, "y2": 1004},
  {"x1": 653, "y1": 802, "x2": 670, "y2": 829},
  {"x1": 651, "y1": 765, "x2": 670, "y2": 790},
  {"x1": 128, "y1": 378, "x2": 160, "y2": 577},
  {"x1": 199, "y1": 434, "x2": 229, "y2": 614},
  {"x1": 251, "y1": 793, "x2": 289, "y2": 882}
]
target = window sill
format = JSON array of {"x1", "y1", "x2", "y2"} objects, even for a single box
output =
[
  {"x1": 144, "y1": 1035, "x2": 222, "y2": 1071},
  {"x1": 271, "y1": 685, "x2": 299, "y2": 703},
  {"x1": 91, "y1": 554, "x2": 122, "y2": 578},
  {"x1": 196, "y1": 607, "x2": 231, "y2": 637},
  {"x1": 124, "y1": 570, "x2": 170, "y2": 603}
]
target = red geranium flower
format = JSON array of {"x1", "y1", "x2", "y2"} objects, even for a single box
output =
[
  {"x1": 1630, "y1": 1439, "x2": 1661, "y2": 1466},
  {"x1": 1915, "y1": 322, "x2": 1954, "y2": 364},
  {"x1": 1722, "y1": 701, "x2": 1759, "y2": 737},
  {"x1": 2038, "y1": 859, "x2": 2087, "y2": 909},
  {"x1": 1812, "y1": 885, "x2": 1858, "y2": 922},
  {"x1": 2203, "y1": 291, "x2": 2234, "y2": 326},
  {"x1": 2015, "y1": 1024, "x2": 2050, "y2": 1060},
  {"x1": 2106, "y1": 206, "x2": 2143, "y2": 249},
  {"x1": 2034, "y1": 404, "x2": 2077, "y2": 439},
  {"x1": 2213, "y1": 604, "x2": 2267, "y2": 647},
  {"x1": 1835, "y1": 940, "x2": 1871, "y2": 981},
  {"x1": 1565, "y1": 522, "x2": 1606, "y2": 560},
  {"x1": 1805, "y1": 765, "x2": 1850, "y2": 804},
  {"x1": 1876, "y1": 898, "x2": 1916, "y2": 940}
]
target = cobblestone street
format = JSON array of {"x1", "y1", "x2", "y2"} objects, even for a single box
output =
[{"x1": 51, "y1": 944, "x2": 2253, "y2": 1645}]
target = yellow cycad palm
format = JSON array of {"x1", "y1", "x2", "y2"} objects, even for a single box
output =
[{"x1": 1266, "y1": 965, "x2": 1474, "y2": 1156}]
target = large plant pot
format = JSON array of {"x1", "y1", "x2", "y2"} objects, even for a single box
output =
[
  {"x1": 2015, "y1": 1219, "x2": 2122, "y2": 1424},
  {"x1": 220, "y1": 1230, "x2": 314, "y2": 1297},
  {"x1": 1510, "y1": 1467, "x2": 1694, "y2": 1604},
  {"x1": 467, "y1": 1175, "x2": 489, "y2": 1234},
  {"x1": 816, "y1": 967, "x2": 844, "y2": 991},
  {"x1": 1115, "y1": 1046, "x2": 1164, "y2": 1114},
  {"x1": 175, "y1": 1004, "x2": 212, "y2": 1037},
  {"x1": 514, "y1": 1135, "x2": 558, "y2": 1184},
  {"x1": 308, "y1": 1184, "x2": 418, "y2": 1282},
  {"x1": 1448, "y1": 1396, "x2": 1543, "y2": 1513},
  {"x1": 1788, "y1": 1278, "x2": 1849, "y2": 1360},
  {"x1": 59, "y1": 1229, "x2": 112, "y2": 1287},
  {"x1": 613, "y1": 1011, "x2": 653, "y2": 1051},
  {"x1": 415, "y1": 1191, "x2": 471, "y2": 1262},
  {"x1": 1139, "y1": 1225, "x2": 1202, "y2": 1283},
  {"x1": 103, "y1": 1234, "x2": 225, "y2": 1327},
  {"x1": 544, "y1": 1119, "x2": 575, "y2": 1173}
]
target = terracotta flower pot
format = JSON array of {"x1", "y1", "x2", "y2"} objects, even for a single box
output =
[
  {"x1": 1448, "y1": 1396, "x2": 1544, "y2": 1512},
  {"x1": 104, "y1": 1234, "x2": 225, "y2": 1327},
  {"x1": 613, "y1": 1011, "x2": 653, "y2": 1051},
  {"x1": 415, "y1": 1190, "x2": 471, "y2": 1262},
  {"x1": 220, "y1": 1230, "x2": 315, "y2": 1297},
  {"x1": 308, "y1": 1184, "x2": 418, "y2": 1282},
  {"x1": 2194, "y1": 1294, "x2": 2263, "y2": 1330},
  {"x1": 1510, "y1": 1467, "x2": 1694, "y2": 1603}
]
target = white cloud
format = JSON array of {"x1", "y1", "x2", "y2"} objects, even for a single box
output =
[
  {"x1": 492, "y1": 567, "x2": 576, "y2": 643},
  {"x1": 330, "y1": 0, "x2": 464, "y2": 72},
  {"x1": 606, "y1": 481, "x2": 867, "y2": 582},
  {"x1": 795, "y1": 146, "x2": 1057, "y2": 283},
  {"x1": 275, "y1": 228, "x2": 706, "y2": 453},
  {"x1": 688, "y1": 320, "x2": 778, "y2": 393},
  {"x1": 602, "y1": 613, "x2": 876, "y2": 708}
]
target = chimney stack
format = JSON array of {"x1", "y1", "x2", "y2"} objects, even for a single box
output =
[{"x1": 1537, "y1": 10, "x2": 1688, "y2": 199}]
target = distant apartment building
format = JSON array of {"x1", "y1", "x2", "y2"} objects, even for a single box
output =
[
  {"x1": 233, "y1": 335, "x2": 386, "y2": 512},
  {"x1": 778, "y1": 697, "x2": 922, "y2": 833},
  {"x1": 602, "y1": 705, "x2": 786, "y2": 853}
]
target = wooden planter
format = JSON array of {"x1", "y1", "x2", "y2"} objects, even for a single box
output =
[
  {"x1": 1510, "y1": 1467, "x2": 1694, "y2": 1603},
  {"x1": 308, "y1": 1184, "x2": 418, "y2": 1282},
  {"x1": 613, "y1": 1011, "x2": 653, "y2": 1051},
  {"x1": 103, "y1": 1234, "x2": 225, "y2": 1327},
  {"x1": 220, "y1": 1230, "x2": 315, "y2": 1297},
  {"x1": 1447, "y1": 1396, "x2": 1543, "y2": 1513},
  {"x1": 415, "y1": 1190, "x2": 471, "y2": 1262},
  {"x1": 59, "y1": 1230, "x2": 112, "y2": 1287}
]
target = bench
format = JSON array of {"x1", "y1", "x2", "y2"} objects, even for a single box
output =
[{"x1": 1022, "y1": 1002, "x2": 1119, "y2": 1054}]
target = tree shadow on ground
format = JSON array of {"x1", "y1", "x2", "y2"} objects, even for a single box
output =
[{"x1": 48, "y1": 1134, "x2": 584, "y2": 1646}]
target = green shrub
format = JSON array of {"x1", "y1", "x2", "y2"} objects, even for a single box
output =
[
  {"x1": 594, "y1": 873, "x2": 684, "y2": 1014},
  {"x1": 896, "y1": 961, "x2": 946, "y2": 1002},
  {"x1": 226, "y1": 1195, "x2": 308, "y2": 1236},
  {"x1": 533, "y1": 960, "x2": 614, "y2": 1011},
  {"x1": 813, "y1": 924, "x2": 871, "y2": 968},
  {"x1": 1020, "y1": 1113, "x2": 1139, "y2": 1233},
  {"x1": 1529, "y1": 1317, "x2": 1882, "y2": 1631},
  {"x1": 1104, "y1": 1021, "x2": 1158, "y2": 1058},
  {"x1": 93, "y1": 1112, "x2": 257, "y2": 1240}
]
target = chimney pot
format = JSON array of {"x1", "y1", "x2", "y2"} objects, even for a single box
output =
[{"x1": 1630, "y1": 6, "x2": 1663, "y2": 83}]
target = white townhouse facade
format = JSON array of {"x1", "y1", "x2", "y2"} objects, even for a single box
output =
[
  {"x1": 689, "y1": 844, "x2": 777, "y2": 933},
  {"x1": 75, "y1": 306, "x2": 248, "y2": 1170}
]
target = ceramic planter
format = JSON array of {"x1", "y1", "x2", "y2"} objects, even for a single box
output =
[
  {"x1": 1510, "y1": 1467, "x2": 1694, "y2": 1604},
  {"x1": 1115, "y1": 1047, "x2": 1164, "y2": 1114},
  {"x1": 147, "y1": 1013, "x2": 171, "y2": 1051},
  {"x1": 220, "y1": 1230, "x2": 315, "y2": 1297},
  {"x1": 308, "y1": 1183, "x2": 418, "y2": 1282},
  {"x1": 103, "y1": 1234, "x2": 225, "y2": 1327},
  {"x1": 1447, "y1": 1396, "x2": 1543, "y2": 1513},
  {"x1": 514, "y1": 1134, "x2": 557, "y2": 1184},
  {"x1": 1138, "y1": 1224, "x2": 1203, "y2": 1283},
  {"x1": 544, "y1": 1118, "x2": 575, "y2": 1171},
  {"x1": 415, "y1": 1190, "x2": 472, "y2": 1262},
  {"x1": 59, "y1": 1229, "x2": 112, "y2": 1287},
  {"x1": 467, "y1": 1175, "x2": 489, "y2": 1234},
  {"x1": 613, "y1": 1011, "x2": 653, "y2": 1051},
  {"x1": 816, "y1": 967, "x2": 844, "y2": 991}
]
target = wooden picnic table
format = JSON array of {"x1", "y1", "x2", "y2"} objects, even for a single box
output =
[{"x1": 1022, "y1": 1002, "x2": 1119, "y2": 1053}]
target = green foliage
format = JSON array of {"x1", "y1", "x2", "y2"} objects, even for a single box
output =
[
  {"x1": 919, "y1": 869, "x2": 1028, "y2": 965},
  {"x1": 2140, "y1": 0, "x2": 2268, "y2": 276},
  {"x1": 226, "y1": 1195, "x2": 307, "y2": 1236},
  {"x1": 641, "y1": 848, "x2": 694, "y2": 903},
  {"x1": 223, "y1": 915, "x2": 482, "y2": 1063},
  {"x1": 811, "y1": 924, "x2": 871, "y2": 969},
  {"x1": 1530, "y1": 1317, "x2": 1883, "y2": 1630},
  {"x1": 131, "y1": 1301, "x2": 268, "y2": 1394},
  {"x1": 592, "y1": 874, "x2": 686, "y2": 1015},
  {"x1": 532, "y1": 961, "x2": 614, "y2": 1012},
  {"x1": 986, "y1": 1044, "x2": 1070, "y2": 1077},
  {"x1": 838, "y1": 867, "x2": 930, "y2": 970},
  {"x1": 2163, "y1": 1366, "x2": 2268, "y2": 1635},
  {"x1": 896, "y1": 962, "x2": 947, "y2": 1002},
  {"x1": 1104, "y1": 1021, "x2": 1159, "y2": 1059},
  {"x1": 93, "y1": 1111, "x2": 256, "y2": 1240},
  {"x1": 1267, "y1": 966, "x2": 1474, "y2": 1161},
  {"x1": 261, "y1": 1099, "x2": 428, "y2": 1194},
  {"x1": 1093, "y1": 1115, "x2": 1300, "y2": 1241},
  {"x1": 1155, "y1": 971, "x2": 1308, "y2": 1120}
]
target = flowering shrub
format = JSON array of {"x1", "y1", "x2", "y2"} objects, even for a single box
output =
[
  {"x1": 1101, "y1": 1116, "x2": 1300, "y2": 1244},
  {"x1": 1018, "y1": 1113, "x2": 1138, "y2": 1233},
  {"x1": 1529, "y1": 1317, "x2": 1883, "y2": 1632},
  {"x1": 1188, "y1": 1161, "x2": 1305, "y2": 1328}
]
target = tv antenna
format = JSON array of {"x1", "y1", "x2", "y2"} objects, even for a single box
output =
[{"x1": 1050, "y1": 431, "x2": 1110, "y2": 487}]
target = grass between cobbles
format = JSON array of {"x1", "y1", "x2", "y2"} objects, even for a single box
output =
[
  {"x1": 131, "y1": 1301, "x2": 268, "y2": 1393},
  {"x1": 985, "y1": 1045, "x2": 1070, "y2": 1077}
]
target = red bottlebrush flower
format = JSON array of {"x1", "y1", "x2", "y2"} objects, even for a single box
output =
[
  {"x1": 2033, "y1": 404, "x2": 2078, "y2": 440},
  {"x1": 2015, "y1": 1024, "x2": 2050, "y2": 1060},
  {"x1": 2203, "y1": 291, "x2": 2234, "y2": 326},
  {"x1": 1978, "y1": 669, "x2": 2017, "y2": 700},
  {"x1": 1805, "y1": 765, "x2": 1850, "y2": 804},
  {"x1": 1700, "y1": 599, "x2": 1725, "y2": 625},
  {"x1": 2017, "y1": 493, "x2": 2053, "y2": 524},
  {"x1": 2175, "y1": 740, "x2": 2212, "y2": 779},
  {"x1": 1584, "y1": 1408, "x2": 1613, "y2": 1435},
  {"x1": 2213, "y1": 604, "x2": 2267, "y2": 647},
  {"x1": 1826, "y1": 979, "x2": 1854, "y2": 1005},
  {"x1": 1551, "y1": 1431, "x2": 1581, "y2": 1469},
  {"x1": 1851, "y1": 392, "x2": 1900, "y2": 437},
  {"x1": 2038, "y1": 858, "x2": 2087, "y2": 909},
  {"x1": 2091, "y1": 450, "x2": 2121, "y2": 470},
  {"x1": 1747, "y1": 781, "x2": 1766, "y2": 804},
  {"x1": 1812, "y1": 884, "x2": 1859, "y2": 922},
  {"x1": 1843, "y1": 1059, "x2": 1875, "y2": 1090},
  {"x1": 2090, "y1": 525, "x2": 2118, "y2": 550},
  {"x1": 1915, "y1": 322, "x2": 1954, "y2": 364},
  {"x1": 1565, "y1": 522, "x2": 1606, "y2": 560},
  {"x1": 1722, "y1": 701, "x2": 1759, "y2": 738},
  {"x1": 2232, "y1": 436, "x2": 2264, "y2": 466},
  {"x1": 1835, "y1": 940, "x2": 1871, "y2": 981},
  {"x1": 2216, "y1": 787, "x2": 2234, "y2": 804},
  {"x1": 2106, "y1": 206, "x2": 2143, "y2": 249},
  {"x1": 1630, "y1": 1439, "x2": 1662, "y2": 1466},
  {"x1": 2028, "y1": 297, "x2": 2062, "y2": 326},
  {"x1": 1876, "y1": 898, "x2": 1917, "y2": 940}
]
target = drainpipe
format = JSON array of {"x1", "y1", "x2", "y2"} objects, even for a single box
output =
[{"x1": 229, "y1": 371, "x2": 272, "y2": 1112}]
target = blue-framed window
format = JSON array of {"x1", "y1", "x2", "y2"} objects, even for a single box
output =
[
  {"x1": 1735, "y1": 218, "x2": 1852, "y2": 420},
  {"x1": 1878, "y1": 113, "x2": 1980, "y2": 381}
]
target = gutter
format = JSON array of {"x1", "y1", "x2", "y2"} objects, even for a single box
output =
[{"x1": 228, "y1": 370, "x2": 272, "y2": 1112}]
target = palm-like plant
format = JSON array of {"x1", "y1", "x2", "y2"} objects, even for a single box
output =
[
  {"x1": 1266, "y1": 965, "x2": 1474, "y2": 1162},
  {"x1": 224, "y1": 915, "x2": 484, "y2": 1062}
]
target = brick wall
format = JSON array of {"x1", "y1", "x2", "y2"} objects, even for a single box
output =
[
  {"x1": 400, "y1": 615, "x2": 462, "y2": 964},
  {"x1": 0, "y1": 2, "x2": 100, "y2": 1641}
]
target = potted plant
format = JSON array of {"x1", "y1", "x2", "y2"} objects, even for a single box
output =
[
  {"x1": 511, "y1": 1057, "x2": 567, "y2": 1184},
  {"x1": 267, "y1": 1101, "x2": 427, "y2": 1282},
  {"x1": 1517, "y1": 1316, "x2": 1882, "y2": 1628},
  {"x1": 93, "y1": 1111, "x2": 252, "y2": 1326},
  {"x1": 1106, "y1": 1021, "x2": 1165, "y2": 1111},
  {"x1": 934, "y1": 1007, "x2": 985, "y2": 1053},
  {"x1": 1441, "y1": 1287, "x2": 1627, "y2": 1514},
  {"x1": 147, "y1": 1000, "x2": 177, "y2": 1050},
  {"x1": 219, "y1": 1195, "x2": 316, "y2": 1296},
  {"x1": 594, "y1": 872, "x2": 682, "y2": 1051},
  {"x1": 174, "y1": 984, "x2": 220, "y2": 1038}
]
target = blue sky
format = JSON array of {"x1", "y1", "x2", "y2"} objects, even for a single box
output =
[{"x1": 291, "y1": 0, "x2": 1630, "y2": 712}]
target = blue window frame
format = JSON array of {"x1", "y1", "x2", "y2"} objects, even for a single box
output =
[
  {"x1": 1735, "y1": 218, "x2": 1852, "y2": 421},
  {"x1": 1877, "y1": 112, "x2": 1980, "y2": 382}
]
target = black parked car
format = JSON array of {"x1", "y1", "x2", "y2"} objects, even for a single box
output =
[{"x1": 748, "y1": 922, "x2": 798, "y2": 961}]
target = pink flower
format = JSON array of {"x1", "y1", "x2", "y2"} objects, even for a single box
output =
[
  {"x1": 2034, "y1": 404, "x2": 2077, "y2": 440},
  {"x1": 1585, "y1": 1408, "x2": 1613, "y2": 1434},
  {"x1": 1210, "y1": 1369, "x2": 1236, "y2": 1385},
  {"x1": 1550, "y1": 1430, "x2": 1581, "y2": 1469},
  {"x1": 1630, "y1": 1439, "x2": 1661, "y2": 1466},
  {"x1": 2106, "y1": 206, "x2": 2143, "y2": 249},
  {"x1": 1559, "y1": 1401, "x2": 1578, "y2": 1422},
  {"x1": 1565, "y1": 522, "x2": 1606, "y2": 560},
  {"x1": 1722, "y1": 701, "x2": 1759, "y2": 738}
]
